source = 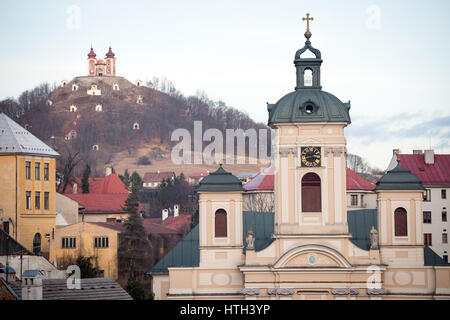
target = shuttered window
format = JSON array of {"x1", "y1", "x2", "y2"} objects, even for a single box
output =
[
  {"x1": 394, "y1": 207, "x2": 408, "y2": 237},
  {"x1": 215, "y1": 209, "x2": 227, "y2": 237},
  {"x1": 302, "y1": 173, "x2": 321, "y2": 212}
]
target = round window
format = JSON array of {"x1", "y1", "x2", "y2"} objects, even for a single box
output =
[{"x1": 305, "y1": 104, "x2": 315, "y2": 114}]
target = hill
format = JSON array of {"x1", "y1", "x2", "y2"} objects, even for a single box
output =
[{"x1": 0, "y1": 75, "x2": 270, "y2": 177}]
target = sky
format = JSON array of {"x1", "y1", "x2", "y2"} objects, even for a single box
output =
[{"x1": 1, "y1": 0, "x2": 449, "y2": 170}]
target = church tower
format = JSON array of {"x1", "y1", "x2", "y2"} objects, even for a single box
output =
[
  {"x1": 196, "y1": 165, "x2": 245, "y2": 269},
  {"x1": 87, "y1": 47, "x2": 96, "y2": 76},
  {"x1": 105, "y1": 47, "x2": 116, "y2": 76},
  {"x1": 267, "y1": 13, "x2": 351, "y2": 236},
  {"x1": 375, "y1": 162, "x2": 425, "y2": 267}
]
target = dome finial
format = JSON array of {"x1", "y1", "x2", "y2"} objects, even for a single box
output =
[{"x1": 302, "y1": 13, "x2": 314, "y2": 39}]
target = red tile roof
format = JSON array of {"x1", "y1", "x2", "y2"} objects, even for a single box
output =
[
  {"x1": 244, "y1": 164, "x2": 375, "y2": 191},
  {"x1": 397, "y1": 154, "x2": 450, "y2": 186},
  {"x1": 346, "y1": 168, "x2": 375, "y2": 191},
  {"x1": 65, "y1": 193, "x2": 128, "y2": 214},
  {"x1": 63, "y1": 173, "x2": 128, "y2": 194},
  {"x1": 143, "y1": 214, "x2": 192, "y2": 234},
  {"x1": 243, "y1": 164, "x2": 274, "y2": 191},
  {"x1": 143, "y1": 172, "x2": 175, "y2": 183}
]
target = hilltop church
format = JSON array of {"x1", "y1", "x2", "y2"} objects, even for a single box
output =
[{"x1": 148, "y1": 15, "x2": 450, "y2": 300}]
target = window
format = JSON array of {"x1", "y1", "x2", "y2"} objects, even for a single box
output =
[
  {"x1": 423, "y1": 189, "x2": 431, "y2": 201},
  {"x1": 35, "y1": 162, "x2": 40, "y2": 180},
  {"x1": 44, "y1": 163, "x2": 49, "y2": 180},
  {"x1": 360, "y1": 195, "x2": 365, "y2": 207},
  {"x1": 33, "y1": 233, "x2": 41, "y2": 254},
  {"x1": 423, "y1": 211, "x2": 432, "y2": 224},
  {"x1": 26, "y1": 191, "x2": 31, "y2": 210},
  {"x1": 94, "y1": 237, "x2": 109, "y2": 248},
  {"x1": 304, "y1": 68, "x2": 313, "y2": 86},
  {"x1": 442, "y1": 189, "x2": 447, "y2": 199},
  {"x1": 62, "y1": 237, "x2": 77, "y2": 249},
  {"x1": 424, "y1": 233, "x2": 432, "y2": 246},
  {"x1": 214, "y1": 209, "x2": 227, "y2": 237},
  {"x1": 301, "y1": 173, "x2": 321, "y2": 212},
  {"x1": 44, "y1": 192, "x2": 49, "y2": 210},
  {"x1": 35, "y1": 192, "x2": 40, "y2": 210},
  {"x1": 443, "y1": 233, "x2": 448, "y2": 244},
  {"x1": 25, "y1": 161, "x2": 31, "y2": 179},
  {"x1": 443, "y1": 211, "x2": 448, "y2": 222},
  {"x1": 394, "y1": 207, "x2": 408, "y2": 237},
  {"x1": 351, "y1": 195, "x2": 358, "y2": 206}
]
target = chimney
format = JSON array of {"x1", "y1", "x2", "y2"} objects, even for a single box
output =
[
  {"x1": 73, "y1": 183, "x2": 78, "y2": 194},
  {"x1": 22, "y1": 276, "x2": 43, "y2": 300},
  {"x1": 105, "y1": 167, "x2": 112, "y2": 176},
  {"x1": 162, "y1": 209, "x2": 169, "y2": 222},
  {"x1": 413, "y1": 150, "x2": 423, "y2": 154},
  {"x1": 174, "y1": 204, "x2": 179, "y2": 217},
  {"x1": 424, "y1": 150, "x2": 435, "y2": 164}
]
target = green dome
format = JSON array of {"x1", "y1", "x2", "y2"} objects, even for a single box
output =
[
  {"x1": 375, "y1": 163, "x2": 425, "y2": 191},
  {"x1": 196, "y1": 165, "x2": 244, "y2": 192},
  {"x1": 267, "y1": 89, "x2": 351, "y2": 125}
]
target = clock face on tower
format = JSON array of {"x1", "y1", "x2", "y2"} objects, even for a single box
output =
[{"x1": 301, "y1": 146, "x2": 321, "y2": 167}]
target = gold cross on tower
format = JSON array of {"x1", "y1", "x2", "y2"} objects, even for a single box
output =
[
  {"x1": 302, "y1": 13, "x2": 314, "y2": 39},
  {"x1": 302, "y1": 13, "x2": 314, "y2": 31}
]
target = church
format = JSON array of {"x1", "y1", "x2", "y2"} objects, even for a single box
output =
[
  {"x1": 148, "y1": 15, "x2": 450, "y2": 300},
  {"x1": 87, "y1": 46, "x2": 116, "y2": 77}
]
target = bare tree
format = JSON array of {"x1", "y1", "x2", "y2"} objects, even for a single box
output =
[
  {"x1": 244, "y1": 192, "x2": 274, "y2": 212},
  {"x1": 346, "y1": 153, "x2": 370, "y2": 174},
  {"x1": 57, "y1": 146, "x2": 82, "y2": 194}
]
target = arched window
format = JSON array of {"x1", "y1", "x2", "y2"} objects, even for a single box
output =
[
  {"x1": 33, "y1": 233, "x2": 41, "y2": 254},
  {"x1": 215, "y1": 209, "x2": 227, "y2": 237},
  {"x1": 304, "y1": 68, "x2": 313, "y2": 86},
  {"x1": 301, "y1": 173, "x2": 321, "y2": 212},
  {"x1": 394, "y1": 207, "x2": 408, "y2": 236}
]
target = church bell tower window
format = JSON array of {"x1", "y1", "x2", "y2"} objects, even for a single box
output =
[{"x1": 301, "y1": 173, "x2": 321, "y2": 212}]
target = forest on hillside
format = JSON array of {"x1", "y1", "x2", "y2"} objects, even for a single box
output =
[{"x1": 0, "y1": 77, "x2": 270, "y2": 178}]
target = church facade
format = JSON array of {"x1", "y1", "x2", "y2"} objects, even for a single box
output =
[
  {"x1": 148, "y1": 16, "x2": 450, "y2": 300},
  {"x1": 87, "y1": 46, "x2": 116, "y2": 76}
]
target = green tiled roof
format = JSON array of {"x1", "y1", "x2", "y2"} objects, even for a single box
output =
[
  {"x1": 148, "y1": 224, "x2": 200, "y2": 274},
  {"x1": 147, "y1": 209, "x2": 448, "y2": 275},
  {"x1": 424, "y1": 246, "x2": 450, "y2": 266},
  {"x1": 347, "y1": 209, "x2": 378, "y2": 250},
  {"x1": 243, "y1": 211, "x2": 274, "y2": 253},
  {"x1": 375, "y1": 163, "x2": 425, "y2": 191},
  {"x1": 267, "y1": 89, "x2": 351, "y2": 125},
  {"x1": 195, "y1": 165, "x2": 244, "y2": 192},
  {"x1": 147, "y1": 212, "x2": 274, "y2": 274}
]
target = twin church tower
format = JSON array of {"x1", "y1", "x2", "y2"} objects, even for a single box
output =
[{"x1": 87, "y1": 46, "x2": 116, "y2": 76}]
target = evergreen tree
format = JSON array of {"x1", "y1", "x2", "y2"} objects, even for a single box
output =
[
  {"x1": 125, "y1": 260, "x2": 146, "y2": 300},
  {"x1": 118, "y1": 178, "x2": 152, "y2": 277},
  {"x1": 76, "y1": 256, "x2": 97, "y2": 278},
  {"x1": 130, "y1": 171, "x2": 143, "y2": 192},
  {"x1": 191, "y1": 208, "x2": 199, "y2": 229},
  {"x1": 81, "y1": 164, "x2": 91, "y2": 193},
  {"x1": 119, "y1": 169, "x2": 131, "y2": 189}
]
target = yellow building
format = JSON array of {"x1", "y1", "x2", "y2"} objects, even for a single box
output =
[
  {"x1": 49, "y1": 221, "x2": 120, "y2": 279},
  {"x1": 0, "y1": 113, "x2": 59, "y2": 256}
]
